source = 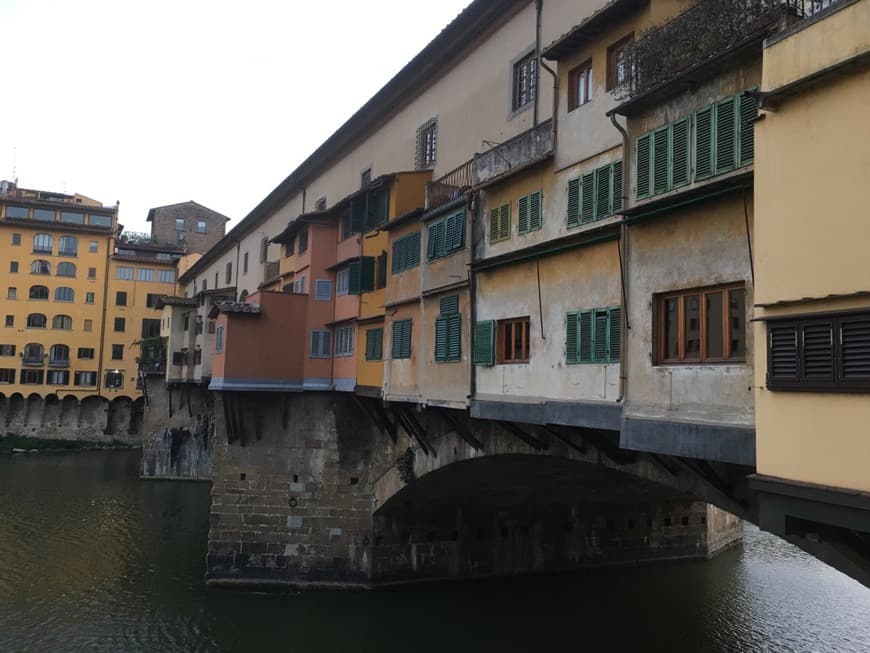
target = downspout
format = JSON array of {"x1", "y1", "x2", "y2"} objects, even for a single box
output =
[
  {"x1": 467, "y1": 191, "x2": 479, "y2": 404},
  {"x1": 539, "y1": 58, "x2": 558, "y2": 151},
  {"x1": 234, "y1": 242, "x2": 241, "y2": 301},
  {"x1": 533, "y1": 0, "x2": 543, "y2": 127},
  {"x1": 96, "y1": 229, "x2": 114, "y2": 403},
  {"x1": 610, "y1": 113, "x2": 630, "y2": 403}
]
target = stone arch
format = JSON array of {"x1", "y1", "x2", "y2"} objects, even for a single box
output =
[
  {"x1": 79, "y1": 395, "x2": 105, "y2": 436},
  {"x1": 106, "y1": 396, "x2": 133, "y2": 436},
  {"x1": 0, "y1": 392, "x2": 7, "y2": 427},
  {"x1": 60, "y1": 395, "x2": 79, "y2": 430},
  {"x1": 25, "y1": 393, "x2": 44, "y2": 429},
  {"x1": 7, "y1": 392, "x2": 24, "y2": 429},
  {"x1": 43, "y1": 393, "x2": 61, "y2": 428},
  {"x1": 129, "y1": 397, "x2": 145, "y2": 435}
]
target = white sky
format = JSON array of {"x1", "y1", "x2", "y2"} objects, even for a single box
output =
[{"x1": 0, "y1": 0, "x2": 472, "y2": 234}]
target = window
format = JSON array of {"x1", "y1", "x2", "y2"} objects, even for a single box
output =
[
  {"x1": 214, "y1": 272, "x2": 219, "y2": 289},
  {"x1": 88, "y1": 214, "x2": 112, "y2": 228},
  {"x1": 315, "y1": 279, "x2": 332, "y2": 301},
  {"x1": 4, "y1": 315, "x2": 12, "y2": 327},
  {"x1": 766, "y1": 311, "x2": 870, "y2": 392},
  {"x1": 298, "y1": 227, "x2": 308, "y2": 254},
  {"x1": 56, "y1": 262, "x2": 76, "y2": 278},
  {"x1": 78, "y1": 348, "x2": 95, "y2": 359},
  {"x1": 144, "y1": 293, "x2": 159, "y2": 308},
  {"x1": 89, "y1": 240, "x2": 98, "y2": 253},
  {"x1": 376, "y1": 252, "x2": 387, "y2": 290},
  {"x1": 6, "y1": 206, "x2": 28, "y2": 219},
  {"x1": 656, "y1": 284, "x2": 745, "y2": 364},
  {"x1": 361, "y1": 168, "x2": 372, "y2": 189},
  {"x1": 392, "y1": 232, "x2": 421, "y2": 272},
  {"x1": 141, "y1": 318, "x2": 161, "y2": 338},
  {"x1": 114, "y1": 317, "x2": 126, "y2": 332},
  {"x1": 33, "y1": 233, "x2": 53, "y2": 253},
  {"x1": 49, "y1": 345, "x2": 70, "y2": 366},
  {"x1": 21, "y1": 370, "x2": 44, "y2": 385},
  {"x1": 259, "y1": 237, "x2": 268, "y2": 264},
  {"x1": 435, "y1": 295, "x2": 461, "y2": 363},
  {"x1": 0, "y1": 345, "x2": 14, "y2": 356},
  {"x1": 58, "y1": 236, "x2": 77, "y2": 256},
  {"x1": 310, "y1": 329, "x2": 331, "y2": 358},
  {"x1": 175, "y1": 218, "x2": 185, "y2": 232},
  {"x1": 489, "y1": 204, "x2": 511, "y2": 243},
  {"x1": 365, "y1": 328, "x2": 383, "y2": 361},
  {"x1": 104, "y1": 371, "x2": 123, "y2": 389},
  {"x1": 10, "y1": 261, "x2": 18, "y2": 273},
  {"x1": 202, "y1": 279, "x2": 208, "y2": 292},
  {"x1": 27, "y1": 313, "x2": 47, "y2": 328},
  {"x1": 566, "y1": 307, "x2": 621, "y2": 364},
  {"x1": 31, "y1": 260, "x2": 50, "y2": 275},
  {"x1": 6, "y1": 287, "x2": 15, "y2": 300},
  {"x1": 194, "y1": 349, "x2": 202, "y2": 365},
  {"x1": 53, "y1": 315, "x2": 72, "y2": 330},
  {"x1": 335, "y1": 325, "x2": 354, "y2": 357},
  {"x1": 315, "y1": 196, "x2": 328, "y2": 211},
  {"x1": 85, "y1": 292, "x2": 95, "y2": 304},
  {"x1": 512, "y1": 51, "x2": 537, "y2": 112},
  {"x1": 61, "y1": 211, "x2": 84, "y2": 224},
  {"x1": 426, "y1": 210, "x2": 465, "y2": 260},
  {"x1": 391, "y1": 319, "x2": 412, "y2": 360},
  {"x1": 243, "y1": 251, "x2": 249, "y2": 274},
  {"x1": 47, "y1": 370, "x2": 70, "y2": 386},
  {"x1": 567, "y1": 161, "x2": 623, "y2": 226},
  {"x1": 196, "y1": 219, "x2": 207, "y2": 234},
  {"x1": 0, "y1": 369, "x2": 14, "y2": 384},
  {"x1": 215, "y1": 326, "x2": 224, "y2": 353},
  {"x1": 88, "y1": 267, "x2": 96, "y2": 279},
  {"x1": 54, "y1": 287, "x2": 74, "y2": 302},
  {"x1": 416, "y1": 118, "x2": 438, "y2": 169},
  {"x1": 496, "y1": 317, "x2": 531, "y2": 363},
  {"x1": 23, "y1": 343, "x2": 44, "y2": 364},
  {"x1": 158, "y1": 270, "x2": 175, "y2": 283},
  {"x1": 225, "y1": 262, "x2": 232, "y2": 285},
  {"x1": 115, "y1": 291, "x2": 127, "y2": 306},
  {"x1": 111, "y1": 344, "x2": 123, "y2": 360},
  {"x1": 569, "y1": 60, "x2": 592, "y2": 111},
  {"x1": 116, "y1": 266, "x2": 133, "y2": 280},
  {"x1": 517, "y1": 191, "x2": 543, "y2": 235},
  {"x1": 75, "y1": 371, "x2": 97, "y2": 386},
  {"x1": 84, "y1": 319, "x2": 93, "y2": 332},
  {"x1": 137, "y1": 268, "x2": 154, "y2": 282},
  {"x1": 607, "y1": 34, "x2": 633, "y2": 91},
  {"x1": 293, "y1": 275, "x2": 306, "y2": 294},
  {"x1": 34, "y1": 209, "x2": 55, "y2": 222},
  {"x1": 11, "y1": 233, "x2": 20, "y2": 246},
  {"x1": 29, "y1": 285, "x2": 49, "y2": 300},
  {"x1": 336, "y1": 269, "x2": 350, "y2": 296}
]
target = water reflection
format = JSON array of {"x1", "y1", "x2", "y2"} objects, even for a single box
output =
[{"x1": 0, "y1": 451, "x2": 868, "y2": 653}]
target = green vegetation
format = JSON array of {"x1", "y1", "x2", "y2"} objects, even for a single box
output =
[{"x1": 0, "y1": 434, "x2": 133, "y2": 453}]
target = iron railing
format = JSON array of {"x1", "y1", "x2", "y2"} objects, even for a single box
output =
[{"x1": 425, "y1": 159, "x2": 473, "y2": 211}]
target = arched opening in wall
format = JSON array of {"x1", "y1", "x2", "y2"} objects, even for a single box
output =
[
  {"x1": 60, "y1": 395, "x2": 79, "y2": 429},
  {"x1": 106, "y1": 397, "x2": 133, "y2": 436},
  {"x1": 129, "y1": 397, "x2": 145, "y2": 435},
  {"x1": 43, "y1": 393, "x2": 60, "y2": 428},
  {"x1": 239, "y1": 289, "x2": 249, "y2": 301},
  {"x1": 0, "y1": 392, "x2": 7, "y2": 426},
  {"x1": 79, "y1": 395, "x2": 104, "y2": 431},
  {"x1": 7, "y1": 393, "x2": 24, "y2": 428},
  {"x1": 25, "y1": 393, "x2": 44, "y2": 428}
]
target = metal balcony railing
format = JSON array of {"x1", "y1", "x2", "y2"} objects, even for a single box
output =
[{"x1": 425, "y1": 160, "x2": 473, "y2": 211}]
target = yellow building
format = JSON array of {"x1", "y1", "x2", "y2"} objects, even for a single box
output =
[{"x1": 751, "y1": 0, "x2": 870, "y2": 583}]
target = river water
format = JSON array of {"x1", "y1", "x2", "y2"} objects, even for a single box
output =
[{"x1": 0, "y1": 450, "x2": 868, "y2": 653}]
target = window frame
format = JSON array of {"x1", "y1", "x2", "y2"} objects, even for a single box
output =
[
  {"x1": 391, "y1": 319, "x2": 413, "y2": 360},
  {"x1": 497, "y1": 317, "x2": 531, "y2": 364},
  {"x1": 606, "y1": 33, "x2": 633, "y2": 91},
  {"x1": 568, "y1": 59, "x2": 593, "y2": 111},
  {"x1": 335, "y1": 325, "x2": 354, "y2": 357},
  {"x1": 512, "y1": 50, "x2": 537, "y2": 113},
  {"x1": 416, "y1": 118, "x2": 438, "y2": 170},
  {"x1": 365, "y1": 327, "x2": 384, "y2": 361}
]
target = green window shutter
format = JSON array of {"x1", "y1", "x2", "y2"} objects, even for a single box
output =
[
  {"x1": 435, "y1": 317, "x2": 448, "y2": 362},
  {"x1": 391, "y1": 239, "x2": 402, "y2": 273},
  {"x1": 402, "y1": 320, "x2": 412, "y2": 358},
  {"x1": 427, "y1": 224, "x2": 437, "y2": 259},
  {"x1": 593, "y1": 309, "x2": 608, "y2": 363},
  {"x1": 436, "y1": 221, "x2": 447, "y2": 257},
  {"x1": 566, "y1": 311, "x2": 579, "y2": 364},
  {"x1": 368, "y1": 190, "x2": 389, "y2": 227},
  {"x1": 392, "y1": 319, "x2": 412, "y2": 359},
  {"x1": 518, "y1": 194, "x2": 530, "y2": 234},
  {"x1": 529, "y1": 191, "x2": 542, "y2": 231},
  {"x1": 489, "y1": 207, "x2": 500, "y2": 243},
  {"x1": 653, "y1": 126, "x2": 670, "y2": 195},
  {"x1": 636, "y1": 134, "x2": 651, "y2": 199},
  {"x1": 715, "y1": 96, "x2": 737, "y2": 173},
  {"x1": 499, "y1": 204, "x2": 511, "y2": 240},
  {"x1": 445, "y1": 214, "x2": 456, "y2": 252},
  {"x1": 567, "y1": 178, "x2": 581, "y2": 227},
  {"x1": 391, "y1": 321, "x2": 402, "y2": 359},
  {"x1": 578, "y1": 311, "x2": 593, "y2": 363},
  {"x1": 608, "y1": 306, "x2": 622, "y2": 363},
  {"x1": 671, "y1": 118, "x2": 690, "y2": 188},
  {"x1": 348, "y1": 261, "x2": 361, "y2": 294},
  {"x1": 611, "y1": 162, "x2": 623, "y2": 213},
  {"x1": 595, "y1": 165, "x2": 611, "y2": 219},
  {"x1": 580, "y1": 171, "x2": 595, "y2": 223},
  {"x1": 360, "y1": 256, "x2": 375, "y2": 292},
  {"x1": 451, "y1": 211, "x2": 465, "y2": 251},
  {"x1": 366, "y1": 328, "x2": 383, "y2": 361},
  {"x1": 739, "y1": 91, "x2": 758, "y2": 166},
  {"x1": 351, "y1": 197, "x2": 366, "y2": 233},
  {"x1": 473, "y1": 320, "x2": 495, "y2": 366},
  {"x1": 694, "y1": 106, "x2": 714, "y2": 180},
  {"x1": 410, "y1": 232, "x2": 421, "y2": 266},
  {"x1": 447, "y1": 313, "x2": 461, "y2": 361},
  {"x1": 440, "y1": 294, "x2": 459, "y2": 315}
]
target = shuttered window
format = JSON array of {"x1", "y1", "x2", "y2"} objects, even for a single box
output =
[
  {"x1": 427, "y1": 210, "x2": 465, "y2": 260},
  {"x1": 434, "y1": 295, "x2": 461, "y2": 363},
  {"x1": 567, "y1": 161, "x2": 622, "y2": 227},
  {"x1": 391, "y1": 319, "x2": 412, "y2": 359},
  {"x1": 365, "y1": 328, "x2": 383, "y2": 361},
  {"x1": 489, "y1": 203, "x2": 511, "y2": 243},
  {"x1": 767, "y1": 311, "x2": 870, "y2": 392},
  {"x1": 473, "y1": 320, "x2": 495, "y2": 366},
  {"x1": 566, "y1": 306, "x2": 621, "y2": 364},
  {"x1": 518, "y1": 191, "x2": 542, "y2": 234},
  {"x1": 314, "y1": 279, "x2": 332, "y2": 301},
  {"x1": 310, "y1": 329, "x2": 331, "y2": 359},
  {"x1": 392, "y1": 232, "x2": 420, "y2": 273},
  {"x1": 360, "y1": 257, "x2": 375, "y2": 292}
]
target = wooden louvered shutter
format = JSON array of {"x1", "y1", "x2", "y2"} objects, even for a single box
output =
[
  {"x1": 671, "y1": 118, "x2": 690, "y2": 187},
  {"x1": 840, "y1": 315, "x2": 870, "y2": 383},
  {"x1": 653, "y1": 126, "x2": 669, "y2": 195},
  {"x1": 801, "y1": 321, "x2": 834, "y2": 382},
  {"x1": 608, "y1": 306, "x2": 622, "y2": 362},
  {"x1": 452, "y1": 211, "x2": 465, "y2": 250},
  {"x1": 391, "y1": 321, "x2": 402, "y2": 359},
  {"x1": 636, "y1": 134, "x2": 651, "y2": 198},
  {"x1": 566, "y1": 312, "x2": 579, "y2": 364},
  {"x1": 767, "y1": 324, "x2": 798, "y2": 386},
  {"x1": 402, "y1": 320, "x2": 412, "y2": 358},
  {"x1": 695, "y1": 107, "x2": 714, "y2": 180},
  {"x1": 739, "y1": 91, "x2": 758, "y2": 166},
  {"x1": 593, "y1": 310, "x2": 609, "y2": 363},
  {"x1": 473, "y1": 320, "x2": 495, "y2": 366},
  {"x1": 518, "y1": 194, "x2": 530, "y2": 234},
  {"x1": 578, "y1": 311, "x2": 593, "y2": 363},
  {"x1": 611, "y1": 162, "x2": 623, "y2": 213},
  {"x1": 499, "y1": 204, "x2": 511, "y2": 240},
  {"x1": 440, "y1": 294, "x2": 458, "y2": 315},
  {"x1": 360, "y1": 256, "x2": 375, "y2": 292},
  {"x1": 715, "y1": 96, "x2": 737, "y2": 173},
  {"x1": 427, "y1": 224, "x2": 437, "y2": 259},
  {"x1": 567, "y1": 178, "x2": 581, "y2": 227},
  {"x1": 529, "y1": 191, "x2": 542, "y2": 231},
  {"x1": 489, "y1": 207, "x2": 500, "y2": 242},
  {"x1": 351, "y1": 197, "x2": 366, "y2": 233},
  {"x1": 348, "y1": 261, "x2": 361, "y2": 294},
  {"x1": 435, "y1": 317, "x2": 448, "y2": 362},
  {"x1": 595, "y1": 165, "x2": 611, "y2": 219},
  {"x1": 581, "y1": 171, "x2": 595, "y2": 223},
  {"x1": 410, "y1": 232, "x2": 420, "y2": 266},
  {"x1": 447, "y1": 314, "x2": 461, "y2": 361}
]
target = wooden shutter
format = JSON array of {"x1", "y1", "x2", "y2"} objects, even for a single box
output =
[
  {"x1": 636, "y1": 134, "x2": 651, "y2": 199},
  {"x1": 802, "y1": 321, "x2": 835, "y2": 382},
  {"x1": 608, "y1": 306, "x2": 622, "y2": 362},
  {"x1": 489, "y1": 207, "x2": 501, "y2": 243},
  {"x1": 440, "y1": 294, "x2": 459, "y2": 315},
  {"x1": 427, "y1": 224, "x2": 437, "y2": 259},
  {"x1": 595, "y1": 165, "x2": 611, "y2": 219},
  {"x1": 473, "y1": 320, "x2": 495, "y2": 366},
  {"x1": 376, "y1": 252, "x2": 387, "y2": 288},
  {"x1": 671, "y1": 118, "x2": 690, "y2": 187},
  {"x1": 653, "y1": 126, "x2": 669, "y2": 195},
  {"x1": 447, "y1": 314, "x2": 461, "y2": 361},
  {"x1": 840, "y1": 316, "x2": 870, "y2": 382},
  {"x1": 311, "y1": 330, "x2": 320, "y2": 357},
  {"x1": 410, "y1": 232, "x2": 421, "y2": 266},
  {"x1": 351, "y1": 197, "x2": 366, "y2": 233},
  {"x1": 567, "y1": 178, "x2": 581, "y2": 227},
  {"x1": 566, "y1": 312, "x2": 579, "y2": 364},
  {"x1": 360, "y1": 256, "x2": 375, "y2": 292},
  {"x1": 348, "y1": 261, "x2": 361, "y2": 294},
  {"x1": 528, "y1": 191, "x2": 542, "y2": 231},
  {"x1": 611, "y1": 161, "x2": 623, "y2": 213},
  {"x1": 739, "y1": 91, "x2": 758, "y2": 166},
  {"x1": 580, "y1": 171, "x2": 595, "y2": 223},
  {"x1": 366, "y1": 327, "x2": 383, "y2": 361},
  {"x1": 401, "y1": 320, "x2": 412, "y2": 358},
  {"x1": 695, "y1": 107, "x2": 714, "y2": 180},
  {"x1": 767, "y1": 324, "x2": 798, "y2": 385},
  {"x1": 450, "y1": 211, "x2": 465, "y2": 250},
  {"x1": 578, "y1": 311, "x2": 593, "y2": 363},
  {"x1": 715, "y1": 96, "x2": 737, "y2": 173},
  {"x1": 391, "y1": 238, "x2": 403, "y2": 273},
  {"x1": 368, "y1": 190, "x2": 389, "y2": 227},
  {"x1": 391, "y1": 322, "x2": 403, "y2": 359},
  {"x1": 518, "y1": 194, "x2": 530, "y2": 234},
  {"x1": 593, "y1": 310, "x2": 608, "y2": 362},
  {"x1": 499, "y1": 204, "x2": 511, "y2": 240},
  {"x1": 435, "y1": 317, "x2": 448, "y2": 362}
]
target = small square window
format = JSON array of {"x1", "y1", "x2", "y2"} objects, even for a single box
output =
[
  {"x1": 361, "y1": 169, "x2": 371, "y2": 189},
  {"x1": 196, "y1": 220, "x2": 207, "y2": 234},
  {"x1": 175, "y1": 218, "x2": 185, "y2": 232},
  {"x1": 569, "y1": 60, "x2": 592, "y2": 111},
  {"x1": 116, "y1": 291, "x2": 127, "y2": 306},
  {"x1": 111, "y1": 344, "x2": 123, "y2": 360},
  {"x1": 497, "y1": 317, "x2": 531, "y2": 364},
  {"x1": 84, "y1": 319, "x2": 93, "y2": 332},
  {"x1": 11, "y1": 233, "x2": 20, "y2": 246},
  {"x1": 114, "y1": 317, "x2": 125, "y2": 332},
  {"x1": 9, "y1": 261, "x2": 18, "y2": 273},
  {"x1": 6, "y1": 287, "x2": 16, "y2": 300},
  {"x1": 512, "y1": 51, "x2": 537, "y2": 112},
  {"x1": 105, "y1": 371, "x2": 123, "y2": 388},
  {"x1": 4, "y1": 316, "x2": 13, "y2": 327},
  {"x1": 88, "y1": 267, "x2": 97, "y2": 279},
  {"x1": 86, "y1": 292, "x2": 95, "y2": 304},
  {"x1": 89, "y1": 240, "x2": 98, "y2": 253}
]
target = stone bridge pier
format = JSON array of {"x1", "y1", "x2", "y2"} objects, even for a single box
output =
[{"x1": 206, "y1": 392, "x2": 744, "y2": 589}]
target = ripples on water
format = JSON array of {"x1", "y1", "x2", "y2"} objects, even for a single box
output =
[{"x1": 0, "y1": 451, "x2": 868, "y2": 653}]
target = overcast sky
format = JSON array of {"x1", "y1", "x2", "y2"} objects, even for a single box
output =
[{"x1": 0, "y1": 0, "x2": 471, "y2": 234}]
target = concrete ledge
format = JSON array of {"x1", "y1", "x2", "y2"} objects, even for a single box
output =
[
  {"x1": 620, "y1": 416, "x2": 755, "y2": 466},
  {"x1": 471, "y1": 397, "x2": 622, "y2": 431},
  {"x1": 208, "y1": 377, "x2": 303, "y2": 392},
  {"x1": 206, "y1": 576, "x2": 372, "y2": 592}
]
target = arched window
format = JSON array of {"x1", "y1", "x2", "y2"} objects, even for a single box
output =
[
  {"x1": 56, "y1": 262, "x2": 76, "y2": 277},
  {"x1": 26, "y1": 313, "x2": 47, "y2": 328},
  {"x1": 49, "y1": 344, "x2": 70, "y2": 365},
  {"x1": 29, "y1": 285, "x2": 49, "y2": 300},
  {"x1": 31, "y1": 259, "x2": 51, "y2": 275},
  {"x1": 239, "y1": 289, "x2": 249, "y2": 301},
  {"x1": 33, "y1": 233, "x2": 53, "y2": 254},
  {"x1": 58, "y1": 236, "x2": 78, "y2": 256},
  {"x1": 52, "y1": 315, "x2": 72, "y2": 330},
  {"x1": 54, "y1": 287, "x2": 74, "y2": 302},
  {"x1": 22, "y1": 343, "x2": 44, "y2": 364}
]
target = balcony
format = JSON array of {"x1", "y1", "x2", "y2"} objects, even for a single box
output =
[
  {"x1": 426, "y1": 160, "x2": 472, "y2": 211},
  {"x1": 472, "y1": 120, "x2": 552, "y2": 187}
]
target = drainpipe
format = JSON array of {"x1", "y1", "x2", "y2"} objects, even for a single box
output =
[
  {"x1": 610, "y1": 113, "x2": 630, "y2": 404},
  {"x1": 467, "y1": 191, "x2": 479, "y2": 405},
  {"x1": 533, "y1": 0, "x2": 543, "y2": 127},
  {"x1": 234, "y1": 242, "x2": 241, "y2": 301},
  {"x1": 539, "y1": 58, "x2": 558, "y2": 151},
  {"x1": 96, "y1": 228, "x2": 114, "y2": 401}
]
